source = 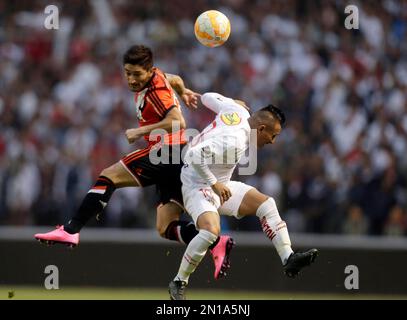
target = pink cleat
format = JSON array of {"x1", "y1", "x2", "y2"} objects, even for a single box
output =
[
  {"x1": 209, "y1": 235, "x2": 235, "y2": 280},
  {"x1": 35, "y1": 225, "x2": 79, "y2": 248}
]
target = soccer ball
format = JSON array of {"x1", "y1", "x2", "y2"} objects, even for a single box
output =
[{"x1": 194, "y1": 10, "x2": 231, "y2": 47}]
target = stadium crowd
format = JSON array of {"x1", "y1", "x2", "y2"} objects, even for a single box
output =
[{"x1": 0, "y1": 0, "x2": 406, "y2": 236}]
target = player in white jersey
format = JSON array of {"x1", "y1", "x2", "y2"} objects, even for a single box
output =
[{"x1": 169, "y1": 92, "x2": 318, "y2": 300}]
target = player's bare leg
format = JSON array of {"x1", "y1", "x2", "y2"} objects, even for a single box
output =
[
  {"x1": 156, "y1": 202, "x2": 184, "y2": 240},
  {"x1": 158, "y1": 203, "x2": 235, "y2": 280},
  {"x1": 102, "y1": 161, "x2": 141, "y2": 187},
  {"x1": 169, "y1": 211, "x2": 220, "y2": 300},
  {"x1": 238, "y1": 188, "x2": 318, "y2": 278},
  {"x1": 35, "y1": 161, "x2": 139, "y2": 247}
]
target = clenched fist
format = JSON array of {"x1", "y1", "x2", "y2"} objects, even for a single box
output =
[{"x1": 125, "y1": 128, "x2": 144, "y2": 144}]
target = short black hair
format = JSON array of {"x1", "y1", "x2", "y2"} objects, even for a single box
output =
[
  {"x1": 260, "y1": 104, "x2": 286, "y2": 126},
  {"x1": 123, "y1": 45, "x2": 153, "y2": 70}
]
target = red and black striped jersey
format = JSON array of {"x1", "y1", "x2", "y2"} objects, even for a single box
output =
[{"x1": 133, "y1": 67, "x2": 185, "y2": 147}]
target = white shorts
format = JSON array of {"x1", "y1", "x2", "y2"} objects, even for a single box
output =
[{"x1": 182, "y1": 181, "x2": 254, "y2": 224}]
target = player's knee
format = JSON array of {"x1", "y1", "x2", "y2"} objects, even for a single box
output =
[
  {"x1": 255, "y1": 197, "x2": 282, "y2": 224},
  {"x1": 198, "y1": 222, "x2": 220, "y2": 237},
  {"x1": 156, "y1": 222, "x2": 167, "y2": 238},
  {"x1": 100, "y1": 166, "x2": 116, "y2": 181},
  {"x1": 100, "y1": 163, "x2": 128, "y2": 186}
]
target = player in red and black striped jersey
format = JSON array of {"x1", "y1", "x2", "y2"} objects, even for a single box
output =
[{"x1": 35, "y1": 45, "x2": 234, "y2": 280}]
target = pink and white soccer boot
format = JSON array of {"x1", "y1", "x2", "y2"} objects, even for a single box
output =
[
  {"x1": 209, "y1": 235, "x2": 235, "y2": 280},
  {"x1": 35, "y1": 225, "x2": 79, "y2": 248}
]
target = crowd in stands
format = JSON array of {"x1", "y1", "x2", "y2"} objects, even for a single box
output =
[{"x1": 1, "y1": 0, "x2": 406, "y2": 235}]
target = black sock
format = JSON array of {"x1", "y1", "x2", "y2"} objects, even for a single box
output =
[
  {"x1": 64, "y1": 176, "x2": 116, "y2": 234},
  {"x1": 164, "y1": 220, "x2": 220, "y2": 249},
  {"x1": 164, "y1": 221, "x2": 198, "y2": 244},
  {"x1": 64, "y1": 218, "x2": 83, "y2": 234}
]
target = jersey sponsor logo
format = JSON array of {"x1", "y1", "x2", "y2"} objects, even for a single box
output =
[
  {"x1": 201, "y1": 145, "x2": 213, "y2": 159},
  {"x1": 220, "y1": 112, "x2": 241, "y2": 126}
]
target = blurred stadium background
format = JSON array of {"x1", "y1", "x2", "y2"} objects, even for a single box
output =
[{"x1": 1, "y1": 0, "x2": 407, "y2": 299}]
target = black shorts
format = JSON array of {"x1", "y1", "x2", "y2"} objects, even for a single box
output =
[{"x1": 120, "y1": 144, "x2": 185, "y2": 208}]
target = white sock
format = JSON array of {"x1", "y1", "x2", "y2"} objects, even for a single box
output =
[
  {"x1": 256, "y1": 198, "x2": 294, "y2": 265},
  {"x1": 174, "y1": 229, "x2": 218, "y2": 284}
]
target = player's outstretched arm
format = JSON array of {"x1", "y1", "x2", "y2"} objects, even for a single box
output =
[
  {"x1": 165, "y1": 73, "x2": 200, "y2": 109},
  {"x1": 201, "y1": 92, "x2": 250, "y2": 114},
  {"x1": 233, "y1": 99, "x2": 251, "y2": 111},
  {"x1": 125, "y1": 107, "x2": 185, "y2": 144}
]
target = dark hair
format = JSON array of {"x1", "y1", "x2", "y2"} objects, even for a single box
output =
[
  {"x1": 123, "y1": 45, "x2": 153, "y2": 70},
  {"x1": 260, "y1": 104, "x2": 286, "y2": 126}
]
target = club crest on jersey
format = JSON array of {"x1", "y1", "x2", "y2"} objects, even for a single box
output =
[
  {"x1": 135, "y1": 88, "x2": 148, "y2": 121},
  {"x1": 220, "y1": 112, "x2": 241, "y2": 126}
]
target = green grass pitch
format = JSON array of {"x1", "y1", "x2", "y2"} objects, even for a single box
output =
[{"x1": 1, "y1": 286, "x2": 406, "y2": 300}]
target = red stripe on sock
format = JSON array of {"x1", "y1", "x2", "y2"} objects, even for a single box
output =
[
  {"x1": 260, "y1": 217, "x2": 276, "y2": 241},
  {"x1": 92, "y1": 186, "x2": 107, "y2": 190}
]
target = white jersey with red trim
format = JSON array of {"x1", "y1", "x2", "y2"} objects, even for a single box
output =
[{"x1": 181, "y1": 92, "x2": 251, "y2": 188}]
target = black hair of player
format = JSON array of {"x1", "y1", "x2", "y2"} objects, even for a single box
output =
[
  {"x1": 123, "y1": 45, "x2": 153, "y2": 70},
  {"x1": 260, "y1": 104, "x2": 286, "y2": 126}
]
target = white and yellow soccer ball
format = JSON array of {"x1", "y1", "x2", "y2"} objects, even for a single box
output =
[{"x1": 194, "y1": 10, "x2": 231, "y2": 47}]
